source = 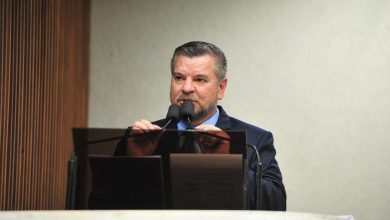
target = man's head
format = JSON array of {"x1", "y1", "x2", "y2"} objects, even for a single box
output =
[
  {"x1": 169, "y1": 41, "x2": 228, "y2": 125},
  {"x1": 170, "y1": 41, "x2": 227, "y2": 82}
]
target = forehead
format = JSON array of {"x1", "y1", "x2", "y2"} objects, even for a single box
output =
[{"x1": 173, "y1": 55, "x2": 217, "y2": 75}]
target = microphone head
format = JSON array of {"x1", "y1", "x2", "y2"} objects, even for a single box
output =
[
  {"x1": 166, "y1": 104, "x2": 181, "y2": 122},
  {"x1": 180, "y1": 100, "x2": 195, "y2": 121}
]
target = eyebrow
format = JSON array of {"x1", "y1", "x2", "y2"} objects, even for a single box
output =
[{"x1": 194, "y1": 74, "x2": 209, "y2": 79}]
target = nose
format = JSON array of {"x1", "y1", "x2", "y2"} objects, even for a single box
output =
[{"x1": 182, "y1": 78, "x2": 195, "y2": 93}]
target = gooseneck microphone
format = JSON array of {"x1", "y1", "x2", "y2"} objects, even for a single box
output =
[
  {"x1": 162, "y1": 104, "x2": 180, "y2": 129},
  {"x1": 179, "y1": 100, "x2": 195, "y2": 128}
]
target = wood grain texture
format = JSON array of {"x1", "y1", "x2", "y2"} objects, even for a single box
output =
[{"x1": 0, "y1": 0, "x2": 90, "y2": 209}]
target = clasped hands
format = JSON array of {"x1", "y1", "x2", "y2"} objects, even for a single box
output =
[{"x1": 126, "y1": 120, "x2": 230, "y2": 156}]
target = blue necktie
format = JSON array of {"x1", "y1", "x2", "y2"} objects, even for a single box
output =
[{"x1": 179, "y1": 129, "x2": 195, "y2": 153}]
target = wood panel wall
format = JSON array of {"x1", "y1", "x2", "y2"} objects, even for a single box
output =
[{"x1": 0, "y1": 0, "x2": 90, "y2": 209}]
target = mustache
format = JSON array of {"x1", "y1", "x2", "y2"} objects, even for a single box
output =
[{"x1": 176, "y1": 95, "x2": 198, "y2": 102}]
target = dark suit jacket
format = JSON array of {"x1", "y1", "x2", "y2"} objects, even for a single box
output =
[{"x1": 115, "y1": 105, "x2": 286, "y2": 210}]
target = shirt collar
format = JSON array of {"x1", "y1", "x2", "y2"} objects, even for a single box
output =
[{"x1": 177, "y1": 107, "x2": 220, "y2": 130}]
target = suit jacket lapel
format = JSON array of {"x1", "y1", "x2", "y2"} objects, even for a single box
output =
[{"x1": 216, "y1": 105, "x2": 231, "y2": 130}]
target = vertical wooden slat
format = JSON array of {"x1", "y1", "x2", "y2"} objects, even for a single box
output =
[
  {"x1": 16, "y1": 0, "x2": 23, "y2": 209},
  {"x1": 19, "y1": 1, "x2": 25, "y2": 208},
  {"x1": 41, "y1": 0, "x2": 48, "y2": 209},
  {"x1": 5, "y1": 0, "x2": 12, "y2": 209},
  {"x1": 0, "y1": 0, "x2": 90, "y2": 210},
  {"x1": 9, "y1": 0, "x2": 16, "y2": 209},
  {"x1": 24, "y1": 1, "x2": 33, "y2": 209},
  {"x1": 28, "y1": 0, "x2": 36, "y2": 209},
  {"x1": 35, "y1": 0, "x2": 43, "y2": 209},
  {"x1": 0, "y1": 0, "x2": 8, "y2": 209},
  {"x1": 0, "y1": 0, "x2": 3, "y2": 208}
]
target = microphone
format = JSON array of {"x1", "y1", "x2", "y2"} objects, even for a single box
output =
[
  {"x1": 162, "y1": 104, "x2": 180, "y2": 129},
  {"x1": 179, "y1": 100, "x2": 195, "y2": 128}
]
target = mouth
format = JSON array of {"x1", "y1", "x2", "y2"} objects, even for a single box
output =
[{"x1": 177, "y1": 99, "x2": 196, "y2": 105}]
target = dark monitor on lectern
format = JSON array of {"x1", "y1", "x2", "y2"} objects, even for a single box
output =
[
  {"x1": 69, "y1": 128, "x2": 247, "y2": 210},
  {"x1": 88, "y1": 155, "x2": 165, "y2": 209}
]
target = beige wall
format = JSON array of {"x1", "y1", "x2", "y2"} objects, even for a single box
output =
[{"x1": 90, "y1": 0, "x2": 390, "y2": 219}]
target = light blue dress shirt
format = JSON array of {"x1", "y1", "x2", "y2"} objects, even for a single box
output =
[{"x1": 177, "y1": 107, "x2": 220, "y2": 130}]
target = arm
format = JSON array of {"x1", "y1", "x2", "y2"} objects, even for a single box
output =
[{"x1": 249, "y1": 131, "x2": 286, "y2": 210}]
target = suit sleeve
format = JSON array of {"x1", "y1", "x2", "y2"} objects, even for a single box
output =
[{"x1": 250, "y1": 131, "x2": 286, "y2": 210}]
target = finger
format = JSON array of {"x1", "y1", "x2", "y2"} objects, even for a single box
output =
[
  {"x1": 132, "y1": 119, "x2": 161, "y2": 133},
  {"x1": 195, "y1": 124, "x2": 209, "y2": 131},
  {"x1": 195, "y1": 124, "x2": 221, "y2": 131},
  {"x1": 194, "y1": 125, "x2": 207, "y2": 130},
  {"x1": 140, "y1": 119, "x2": 162, "y2": 131},
  {"x1": 131, "y1": 121, "x2": 149, "y2": 133}
]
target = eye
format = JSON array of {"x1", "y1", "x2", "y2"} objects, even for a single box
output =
[
  {"x1": 195, "y1": 77, "x2": 208, "y2": 83},
  {"x1": 173, "y1": 74, "x2": 184, "y2": 81}
]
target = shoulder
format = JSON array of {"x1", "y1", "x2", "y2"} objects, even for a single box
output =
[
  {"x1": 229, "y1": 116, "x2": 272, "y2": 139},
  {"x1": 218, "y1": 106, "x2": 273, "y2": 145},
  {"x1": 228, "y1": 116, "x2": 268, "y2": 133}
]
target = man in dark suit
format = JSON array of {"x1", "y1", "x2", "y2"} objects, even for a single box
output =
[{"x1": 115, "y1": 41, "x2": 286, "y2": 210}]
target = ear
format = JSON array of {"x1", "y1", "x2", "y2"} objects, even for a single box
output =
[{"x1": 217, "y1": 78, "x2": 227, "y2": 100}]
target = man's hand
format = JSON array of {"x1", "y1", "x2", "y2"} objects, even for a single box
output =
[
  {"x1": 193, "y1": 125, "x2": 230, "y2": 154},
  {"x1": 126, "y1": 119, "x2": 162, "y2": 156}
]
